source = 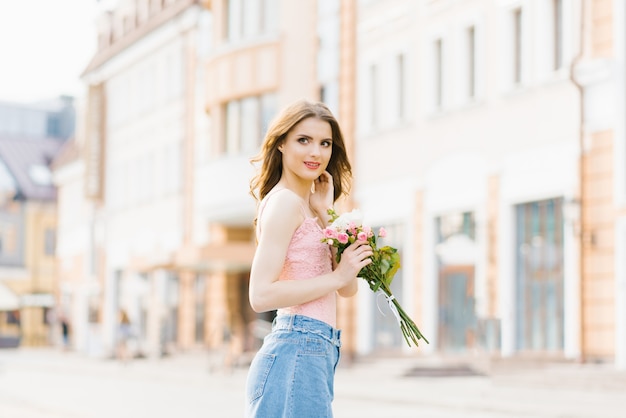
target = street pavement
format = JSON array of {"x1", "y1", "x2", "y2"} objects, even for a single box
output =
[{"x1": 1, "y1": 347, "x2": 625, "y2": 418}]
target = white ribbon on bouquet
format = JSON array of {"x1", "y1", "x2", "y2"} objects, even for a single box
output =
[{"x1": 376, "y1": 291, "x2": 402, "y2": 326}]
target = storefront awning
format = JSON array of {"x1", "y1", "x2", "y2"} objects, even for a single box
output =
[{"x1": 0, "y1": 283, "x2": 19, "y2": 311}]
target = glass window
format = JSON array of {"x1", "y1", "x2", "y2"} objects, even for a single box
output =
[
  {"x1": 226, "y1": 0, "x2": 242, "y2": 41},
  {"x1": 370, "y1": 64, "x2": 378, "y2": 128},
  {"x1": 242, "y1": 0, "x2": 261, "y2": 38},
  {"x1": 225, "y1": 0, "x2": 278, "y2": 42},
  {"x1": 434, "y1": 38, "x2": 443, "y2": 109},
  {"x1": 512, "y1": 8, "x2": 523, "y2": 84},
  {"x1": 396, "y1": 53, "x2": 405, "y2": 121},
  {"x1": 260, "y1": 92, "x2": 277, "y2": 138},
  {"x1": 552, "y1": 0, "x2": 563, "y2": 70},
  {"x1": 44, "y1": 228, "x2": 56, "y2": 256},
  {"x1": 515, "y1": 198, "x2": 564, "y2": 351},
  {"x1": 466, "y1": 25, "x2": 476, "y2": 99},
  {"x1": 240, "y1": 97, "x2": 260, "y2": 154},
  {"x1": 195, "y1": 275, "x2": 205, "y2": 343},
  {"x1": 165, "y1": 142, "x2": 181, "y2": 193},
  {"x1": 221, "y1": 92, "x2": 277, "y2": 156},
  {"x1": 225, "y1": 100, "x2": 241, "y2": 155}
]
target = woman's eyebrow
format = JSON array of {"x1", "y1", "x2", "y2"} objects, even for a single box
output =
[{"x1": 294, "y1": 133, "x2": 333, "y2": 141}]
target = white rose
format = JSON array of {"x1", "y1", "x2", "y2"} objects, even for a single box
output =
[{"x1": 331, "y1": 209, "x2": 364, "y2": 230}]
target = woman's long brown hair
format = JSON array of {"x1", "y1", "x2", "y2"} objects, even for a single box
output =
[{"x1": 249, "y1": 99, "x2": 352, "y2": 204}]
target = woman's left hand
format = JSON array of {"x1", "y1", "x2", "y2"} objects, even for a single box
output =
[{"x1": 310, "y1": 171, "x2": 334, "y2": 220}]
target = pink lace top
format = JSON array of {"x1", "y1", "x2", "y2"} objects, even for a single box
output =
[{"x1": 257, "y1": 189, "x2": 336, "y2": 327}]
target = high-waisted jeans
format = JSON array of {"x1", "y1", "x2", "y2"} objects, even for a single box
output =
[{"x1": 245, "y1": 314, "x2": 342, "y2": 418}]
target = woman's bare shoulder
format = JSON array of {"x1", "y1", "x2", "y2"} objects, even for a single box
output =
[{"x1": 258, "y1": 189, "x2": 304, "y2": 234}]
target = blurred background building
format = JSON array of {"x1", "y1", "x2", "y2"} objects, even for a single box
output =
[
  {"x1": 0, "y1": 96, "x2": 72, "y2": 347},
  {"x1": 23, "y1": 0, "x2": 625, "y2": 371}
]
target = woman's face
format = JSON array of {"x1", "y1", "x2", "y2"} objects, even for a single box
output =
[{"x1": 279, "y1": 117, "x2": 333, "y2": 184}]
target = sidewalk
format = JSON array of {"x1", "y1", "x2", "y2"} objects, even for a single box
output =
[{"x1": 0, "y1": 348, "x2": 625, "y2": 417}]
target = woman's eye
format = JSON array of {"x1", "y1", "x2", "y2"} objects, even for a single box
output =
[
  {"x1": 322, "y1": 141, "x2": 332, "y2": 147},
  {"x1": 298, "y1": 137, "x2": 309, "y2": 143}
]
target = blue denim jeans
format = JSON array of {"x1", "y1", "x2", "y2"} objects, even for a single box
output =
[{"x1": 245, "y1": 314, "x2": 342, "y2": 418}]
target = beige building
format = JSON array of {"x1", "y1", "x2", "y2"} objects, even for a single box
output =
[
  {"x1": 575, "y1": 0, "x2": 626, "y2": 368},
  {"x1": 194, "y1": 0, "x2": 359, "y2": 359},
  {"x1": 55, "y1": 0, "x2": 214, "y2": 357},
  {"x1": 55, "y1": 0, "x2": 360, "y2": 359},
  {"x1": 0, "y1": 138, "x2": 61, "y2": 347},
  {"x1": 353, "y1": 0, "x2": 625, "y2": 369},
  {"x1": 57, "y1": 0, "x2": 625, "y2": 369}
]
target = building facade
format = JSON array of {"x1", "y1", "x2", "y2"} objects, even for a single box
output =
[
  {"x1": 56, "y1": 0, "x2": 214, "y2": 357},
  {"x1": 0, "y1": 137, "x2": 61, "y2": 347},
  {"x1": 575, "y1": 0, "x2": 626, "y2": 368},
  {"x1": 354, "y1": 0, "x2": 625, "y2": 369},
  {"x1": 55, "y1": 0, "x2": 625, "y2": 369},
  {"x1": 57, "y1": 0, "x2": 357, "y2": 360}
]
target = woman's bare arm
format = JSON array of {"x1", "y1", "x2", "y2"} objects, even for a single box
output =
[{"x1": 249, "y1": 190, "x2": 370, "y2": 313}]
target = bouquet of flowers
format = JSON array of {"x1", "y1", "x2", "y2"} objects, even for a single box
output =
[{"x1": 322, "y1": 208, "x2": 429, "y2": 347}]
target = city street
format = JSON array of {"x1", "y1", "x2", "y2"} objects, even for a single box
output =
[{"x1": 1, "y1": 348, "x2": 625, "y2": 417}]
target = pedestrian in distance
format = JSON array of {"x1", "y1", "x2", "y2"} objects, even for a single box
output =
[
  {"x1": 60, "y1": 315, "x2": 70, "y2": 351},
  {"x1": 246, "y1": 99, "x2": 373, "y2": 417},
  {"x1": 116, "y1": 309, "x2": 132, "y2": 363}
]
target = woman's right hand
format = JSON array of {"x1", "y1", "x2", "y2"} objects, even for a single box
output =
[{"x1": 334, "y1": 240, "x2": 373, "y2": 287}]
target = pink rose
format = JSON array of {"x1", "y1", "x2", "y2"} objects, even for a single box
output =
[
  {"x1": 337, "y1": 232, "x2": 349, "y2": 244},
  {"x1": 326, "y1": 239, "x2": 334, "y2": 245},
  {"x1": 378, "y1": 227, "x2": 387, "y2": 238},
  {"x1": 357, "y1": 231, "x2": 368, "y2": 241},
  {"x1": 348, "y1": 221, "x2": 357, "y2": 235},
  {"x1": 363, "y1": 226, "x2": 373, "y2": 237},
  {"x1": 323, "y1": 228, "x2": 338, "y2": 239}
]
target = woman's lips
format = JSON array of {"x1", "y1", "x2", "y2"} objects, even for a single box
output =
[{"x1": 304, "y1": 161, "x2": 320, "y2": 169}]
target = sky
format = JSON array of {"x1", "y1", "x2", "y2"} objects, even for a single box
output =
[{"x1": 0, "y1": 0, "x2": 99, "y2": 104}]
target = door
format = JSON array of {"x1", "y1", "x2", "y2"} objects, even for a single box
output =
[
  {"x1": 438, "y1": 265, "x2": 476, "y2": 352},
  {"x1": 515, "y1": 198, "x2": 564, "y2": 352}
]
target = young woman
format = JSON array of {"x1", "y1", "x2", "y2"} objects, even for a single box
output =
[{"x1": 246, "y1": 99, "x2": 372, "y2": 417}]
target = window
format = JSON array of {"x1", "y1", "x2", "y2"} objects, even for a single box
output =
[
  {"x1": 47, "y1": 116, "x2": 60, "y2": 137},
  {"x1": 552, "y1": 0, "x2": 563, "y2": 70},
  {"x1": 226, "y1": 0, "x2": 242, "y2": 41},
  {"x1": 466, "y1": 26, "x2": 476, "y2": 99},
  {"x1": 221, "y1": 93, "x2": 276, "y2": 156},
  {"x1": 369, "y1": 64, "x2": 378, "y2": 128},
  {"x1": 225, "y1": 100, "x2": 241, "y2": 154},
  {"x1": 240, "y1": 97, "x2": 260, "y2": 154},
  {"x1": 396, "y1": 53, "x2": 406, "y2": 120},
  {"x1": 225, "y1": 0, "x2": 278, "y2": 42},
  {"x1": 512, "y1": 8, "x2": 523, "y2": 84},
  {"x1": 434, "y1": 38, "x2": 443, "y2": 108},
  {"x1": 164, "y1": 142, "x2": 182, "y2": 194},
  {"x1": 44, "y1": 228, "x2": 55, "y2": 256},
  {"x1": 195, "y1": 275, "x2": 205, "y2": 343}
]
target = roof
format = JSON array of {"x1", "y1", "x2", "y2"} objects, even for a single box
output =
[{"x1": 0, "y1": 135, "x2": 64, "y2": 201}]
